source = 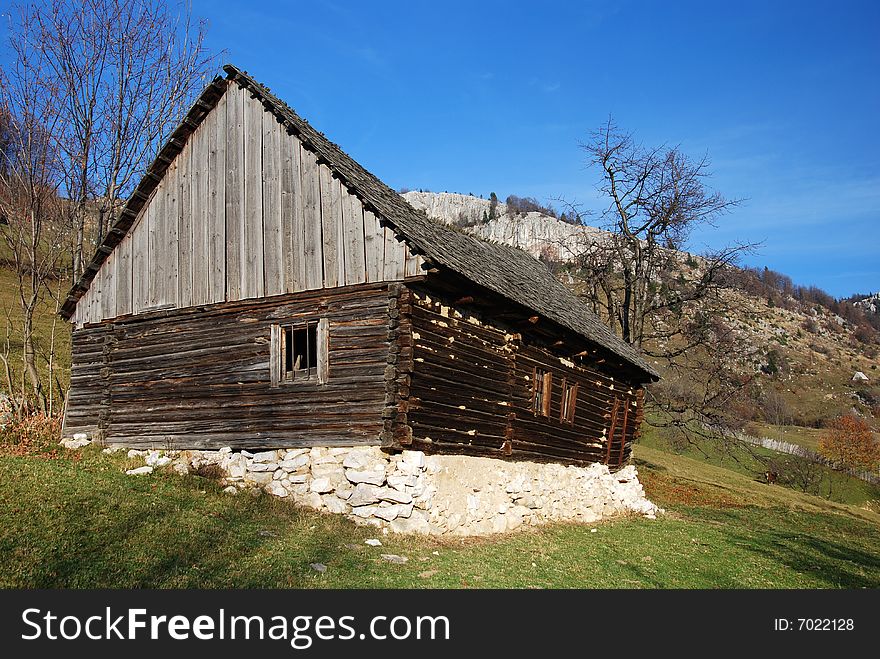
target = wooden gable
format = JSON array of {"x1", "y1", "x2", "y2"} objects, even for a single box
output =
[{"x1": 72, "y1": 80, "x2": 423, "y2": 326}]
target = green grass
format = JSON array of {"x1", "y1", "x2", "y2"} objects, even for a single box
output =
[
  {"x1": 747, "y1": 423, "x2": 825, "y2": 452},
  {"x1": 0, "y1": 267, "x2": 72, "y2": 403},
  {"x1": 638, "y1": 426, "x2": 880, "y2": 508},
  {"x1": 0, "y1": 445, "x2": 877, "y2": 589}
]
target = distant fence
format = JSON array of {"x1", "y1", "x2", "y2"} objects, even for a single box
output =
[{"x1": 733, "y1": 431, "x2": 880, "y2": 486}]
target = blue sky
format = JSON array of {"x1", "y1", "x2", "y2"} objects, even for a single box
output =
[
  {"x1": 195, "y1": 0, "x2": 880, "y2": 297},
  {"x1": 123, "y1": 2, "x2": 880, "y2": 297}
]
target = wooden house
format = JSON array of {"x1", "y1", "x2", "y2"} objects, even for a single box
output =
[{"x1": 60, "y1": 65, "x2": 659, "y2": 468}]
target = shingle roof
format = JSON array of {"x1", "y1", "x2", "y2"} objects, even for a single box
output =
[{"x1": 61, "y1": 64, "x2": 658, "y2": 381}]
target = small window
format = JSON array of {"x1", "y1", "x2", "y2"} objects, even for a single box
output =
[
  {"x1": 532, "y1": 368, "x2": 552, "y2": 417},
  {"x1": 271, "y1": 319, "x2": 328, "y2": 386},
  {"x1": 560, "y1": 380, "x2": 578, "y2": 424},
  {"x1": 285, "y1": 322, "x2": 318, "y2": 379}
]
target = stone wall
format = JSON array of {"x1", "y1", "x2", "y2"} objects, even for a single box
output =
[{"x1": 117, "y1": 444, "x2": 661, "y2": 536}]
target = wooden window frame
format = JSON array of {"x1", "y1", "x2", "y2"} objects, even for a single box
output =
[
  {"x1": 560, "y1": 379, "x2": 578, "y2": 424},
  {"x1": 270, "y1": 318, "x2": 329, "y2": 387},
  {"x1": 532, "y1": 367, "x2": 552, "y2": 417}
]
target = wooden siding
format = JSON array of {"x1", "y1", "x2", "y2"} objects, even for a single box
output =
[
  {"x1": 402, "y1": 289, "x2": 643, "y2": 467},
  {"x1": 63, "y1": 284, "x2": 393, "y2": 449},
  {"x1": 70, "y1": 83, "x2": 423, "y2": 327}
]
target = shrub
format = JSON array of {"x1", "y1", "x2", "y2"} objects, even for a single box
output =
[
  {"x1": 801, "y1": 317, "x2": 819, "y2": 334},
  {"x1": 818, "y1": 415, "x2": 880, "y2": 471},
  {"x1": 763, "y1": 455, "x2": 824, "y2": 495},
  {"x1": 0, "y1": 413, "x2": 62, "y2": 457}
]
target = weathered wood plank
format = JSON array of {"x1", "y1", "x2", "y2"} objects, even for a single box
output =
[
  {"x1": 148, "y1": 180, "x2": 165, "y2": 308},
  {"x1": 299, "y1": 144, "x2": 323, "y2": 290},
  {"x1": 100, "y1": 252, "x2": 116, "y2": 320},
  {"x1": 225, "y1": 83, "x2": 244, "y2": 301},
  {"x1": 115, "y1": 231, "x2": 132, "y2": 316},
  {"x1": 319, "y1": 166, "x2": 341, "y2": 288},
  {"x1": 177, "y1": 139, "x2": 193, "y2": 307},
  {"x1": 282, "y1": 129, "x2": 304, "y2": 292},
  {"x1": 405, "y1": 251, "x2": 423, "y2": 278},
  {"x1": 383, "y1": 226, "x2": 405, "y2": 280},
  {"x1": 131, "y1": 197, "x2": 150, "y2": 314},
  {"x1": 209, "y1": 89, "x2": 227, "y2": 303},
  {"x1": 262, "y1": 109, "x2": 283, "y2": 297},
  {"x1": 363, "y1": 209, "x2": 383, "y2": 282},
  {"x1": 270, "y1": 323, "x2": 281, "y2": 387},
  {"x1": 342, "y1": 191, "x2": 366, "y2": 285},
  {"x1": 164, "y1": 159, "x2": 179, "y2": 309},
  {"x1": 317, "y1": 317, "x2": 329, "y2": 384},
  {"x1": 192, "y1": 108, "x2": 211, "y2": 306},
  {"x1": 243, "y1": 90, "x2": 265, "y2": 299}
]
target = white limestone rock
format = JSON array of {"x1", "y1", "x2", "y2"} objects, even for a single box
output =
[
  {"x1": 145, "y1": 452, "x2": 171, "y2": 468},
  {"x1": 310, "y1": 477, "x2": 333, "y2": 494},
  {"x1": 401, "y1": 450, "x2": 425, "y2": 469},
  {"x1": 342, "y1": 451, "x2": 372, "y2": 470},
  {"x1": 60, "y1": 437, "x2": 91, "y2": 449},
  {"x1": 281, "y1": 454, "x2": 310, "y2": 471},
  {"x1": 244, "y1": 472, "x2": 274, "y2": 486},
  {"x1": 225, "y1": 454, "x2": 247, "y2": 479},
  {"x1": 347, "y1": 483, "x2": 382, "y2": 507},
  {"x1": 322, "y1": 495, "x2": 350, "y2": 514},
  {"x1": 374, "y1": 503, "x2": 413, "y2": 521},
  {"x1": 345, "y1": 466, "x2": 386, "y2": 486},
  {"x1": 389, "y1": 510, "x2": 431, "y2": 534},
  {"x1": 376, "y1": 487, "x2": 412, "y2": 504},
  {"x1": 350, "y1": 505, "x2": 380, "y2": 518},
  {"x1": 267, "y1": 481, "x2": 289, "y2": 498},
  {"x1": 387, "y1": 474, "x2": 418, "y2": 491},
  {"x1": 301, "y1": 492, "x2": 324, "y2": 510},
  {"x1": 126, "y1": 466, "x2": 153, "y2": 476}
]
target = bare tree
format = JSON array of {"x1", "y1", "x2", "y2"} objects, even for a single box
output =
[
  {"x1": 11, "y1": 0, "x2": 218, "y2": 276},
  {"x1": 576, "y1": 118, "x2": 745, "y2": 345},
  {"x1": 567, "y1": 118, "x2": 759, "y2": 446},
  {"x1": 0, "y1": 49, "x2": 65, "y2": 413},
  {"x1": 0, "y1": 0, "x2": 218, "y2": 414}
]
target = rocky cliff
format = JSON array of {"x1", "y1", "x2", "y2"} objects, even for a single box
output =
[{"x1": 402, "y1": 191, "x2": 607, "y2": 261}]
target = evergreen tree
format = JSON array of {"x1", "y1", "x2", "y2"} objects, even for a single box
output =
[{"x1": 488, "y1": 192, "x2": 498, "y2": 221}]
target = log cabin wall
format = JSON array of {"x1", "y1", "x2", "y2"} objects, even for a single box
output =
[
  {"x1": 403, "y1": 287, "x2": 644, "y2": 467},
  {"x1": 70, "y1": 79, "x2": 423, "y2": 328},
  {"x1": 63, "y1": 283, "x2": 392, "y2": 449}
]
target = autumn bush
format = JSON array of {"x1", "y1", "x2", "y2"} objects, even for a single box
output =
[
  {"x1": 0, "y1": 413, "x2": 62, "y2": 457},
  {"x1": 817, "y1": 415, "x2": 880, "y2": 472}
]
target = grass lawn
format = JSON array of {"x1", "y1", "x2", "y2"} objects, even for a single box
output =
[
  {"x1": 638, "y1": 426, "x2": 880, "y2": 508},
  {"x1": 746, "y1": 422, "x2": 826, "y2": 452},
  {"x1": 0, "y1": 443, "x2": 877, "y2": 589},
  {"x1": 0, "y1": 267, "x2": 72, "y2": 404}
]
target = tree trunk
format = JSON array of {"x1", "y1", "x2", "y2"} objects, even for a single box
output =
[{"x1": 22, "y1": 303, "x2": 46, "y2": 412}]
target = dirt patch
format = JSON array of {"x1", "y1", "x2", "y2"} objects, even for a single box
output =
[{"x1": 640, "y1": 470, "x2": 746, "y2": 509}]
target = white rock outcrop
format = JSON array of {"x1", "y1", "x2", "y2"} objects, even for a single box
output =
[{"x1": 402, "y1": 191, "x2": 608, "y2": 262}]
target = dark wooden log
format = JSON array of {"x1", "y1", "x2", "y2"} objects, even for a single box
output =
[{"x1": 66, "y1": 283, "x2": 393, "y2": 448}]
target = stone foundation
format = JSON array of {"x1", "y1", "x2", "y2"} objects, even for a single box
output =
[{"x1": 115, "y1": 444, "x2": 661, "y2": 535}]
